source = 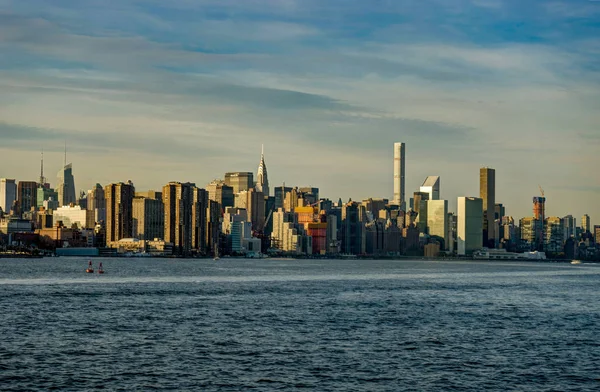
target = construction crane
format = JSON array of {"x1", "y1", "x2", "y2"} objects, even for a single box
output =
[{"x1": 538, "y1": 184, "x2": 544, "y2": 197}]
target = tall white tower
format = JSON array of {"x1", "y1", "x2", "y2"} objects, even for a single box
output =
[
  {"x1": 393, "y1": 142, "x2": 405, "y2": 210},
  {"x1": 256, "y1": 144, "x2": 269, "y2": 197}
]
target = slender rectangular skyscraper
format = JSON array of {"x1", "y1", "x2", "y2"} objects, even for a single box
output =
[
  {"x1": 479, "y1": 167, "x2": 495, "y2": 247},
  {"x1": 458, "y1": 197, "x2": 483, "y2": 255},
  {"x1": 393, "y1": 142, "x2": 405, "y2": 210},
  {"x1": 0, "y1": 178, "x2": 17, "y2": 215}
]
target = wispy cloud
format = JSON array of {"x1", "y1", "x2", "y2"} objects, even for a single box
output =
[{"x1": 0, "y1": 0, "x2": 598, "y2": 220}]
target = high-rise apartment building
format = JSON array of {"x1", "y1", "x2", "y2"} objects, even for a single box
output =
[
  {"x1": 479, "y1": 167, "x2": 496, "y2": 247},
  {"x1": 393, "y1": 142, "x2": 406, "y2": 210},
  {"x1": 57, "y1": 163, "x2": 76, "y2": 207},
  {"x1": 420, "y1": 176, "x2": 440, "y2": 200},
  {"x1": 163, "y1": 182, "x2": 194, "y2": 255},
  {"x1": 162, "y1": 182, "x2": 208, "y2": 255},
  {"x1": 427, "y1": 199, "x2": 448, "y2": 250},
  {"x1": 594, "y1": 225, "x2": 600, "y2": 245},
  {"x1": 105, "y1": 182, "x2": 135, "y2": 243},
  {"x1": 224, "y1": 172, "x2": 253, "y2": 194},
  {"x1": 582, "y1": 214, "x2": 591, "y2": 234},
  {"x1": 457, "y1": 197, "x2": 483, "y2": 256},
  {"x1": 0, "y1": 178, "x2": 17, "y2": 215},
  {"x1": 132, "y1": 196, "x2": 164, "y2": 240},
  {"x1": 255, "y1": 146, "x2": 269, "y2": 197}
]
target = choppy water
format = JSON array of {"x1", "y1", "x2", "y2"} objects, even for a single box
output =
[{"x1": 1, "y1": 257, "x2": 599, "y2": 391}]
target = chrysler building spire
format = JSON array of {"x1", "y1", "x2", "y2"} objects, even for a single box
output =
[{"x1": 256, "y1": 144, "x2": 269, "y2": 197}]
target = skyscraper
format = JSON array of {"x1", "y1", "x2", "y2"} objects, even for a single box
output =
[
  {"x1": 16, "y1": 181, "x2": 37, "y2": 217},
  {"x1": 105, "y1": 182, "x2": 135, "y2": 243},
  {"x1": 427, "y1": 199, "x2": 448, "y2": 250},
  {"x1": 457, "y1": 197, "x2": 483, "y2": 256},
  {"x1": 224, "y1": 172, "x2": 253, "y2": 194},
  {"x1": 420, "y1": 176, "x2": 440, "y2": 200},
  {"x1": 582, "y1": 214, "x2": 591, "y2": 234},
  {"x1": 0, "y1": 178, "x2": 17, "y2": 215},
  {"x1": 206, "y1": 180, "x2": 234, "y2": 210},
  {"x1": 162, "y1": 182, "x2": 207, "y2": 255},
  {"x1": 479, "y1": 167, "x2": 496, "y2": 247},
  {"x1": 255, "y1": 145, "x2": 269, "y2": 197},
  {"x1": 132, "y1": 195, "x2": 164, "y2": 241},
  {"x1": 87, "y1": 183, "x2": 106, "y2": 223},
  {"x1": 57, "y1": 164, "x2": 76, "y2": 207},
  {"x1": 393, "y1": 142, "x2": 406, "y2": 210}
]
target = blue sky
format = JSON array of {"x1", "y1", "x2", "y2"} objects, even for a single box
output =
[{"x1": 0, "y1": 0, "x2": 599, "y2": 222}]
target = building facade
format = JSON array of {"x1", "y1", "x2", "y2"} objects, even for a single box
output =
[
  {"x1": 457, "y1": 196, "x2": 483, "y2": 256},
  {"x1": 393, "y1": 142, "x2": 406, "y2": 210},
  {"x1": 420, "y1": 176, "x2": 440, "y2": 201},
  {"x1": 105, "y1": 182, "x2": 135, "y2": 243},
  {"x1": 0, "y1": 178, "x2": 17, "y2": 215},
  {"x1": 57, "y1": 163, "x2": 76, "y2": 207},
  {"x1": 132, "y1": 196, "x2": 164, "y2": 241},
  {"x1": 224, "y1": 172, "x2": 253, "y2": 194},
  {"x1": 427, "y1": 199, "x2": 448, "y2": 250},
  {"x1": 479, "y1": 167, "x2": 496, "y2": 248}
]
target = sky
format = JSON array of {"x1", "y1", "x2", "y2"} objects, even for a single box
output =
[{"x1": 0, "y1": 0, "x2": 599, "y2": 224}]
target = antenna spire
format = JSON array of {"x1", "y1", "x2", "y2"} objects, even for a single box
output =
[
  {"x1": 39, "y1": 149, "x2": 45, "y2": 185},
  {"x1": 261, "y1": 143, "x2": 264, "y2": 157}
]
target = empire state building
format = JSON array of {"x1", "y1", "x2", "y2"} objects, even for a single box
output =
[{"x1": 256, "y1": 145, "x2": 269, "y2": 197}]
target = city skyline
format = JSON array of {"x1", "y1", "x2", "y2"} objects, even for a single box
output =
[
  {"x1": 0, "y1": 144, "x2": 597, "y2": 226},
  {"x1": 1, "y1": 0, "x2": 599, "y2": 222}
]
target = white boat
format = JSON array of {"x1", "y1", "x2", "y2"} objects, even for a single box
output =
[{"x1": 571, "y1": 260, "x2": 582, "y2": 265}]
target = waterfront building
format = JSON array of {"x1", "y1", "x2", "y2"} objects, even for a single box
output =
[
  {"x1": 224, "y1": 172, "x2": 253, "y2": 194},
  {"x1": 255, "y1": 145, "x2": 270, "y2": 197},
  {"x1": 595, "y1": 225, "x2": 600, "y2": 245},
  {"x1": 457, "y1": 196, "x2": 483, "y2": 256},
  {"x1": 57, "y1": 164, "x2": 76, "y2": 207},
  {"x1": 132, "y1": 196, "x2": 164, "y2": 240},
  {"x1": 392, "y1": 142, "x2": 406, "y2": 210},
  {"x1": 427, "y1": 200, "x2": 448, "y2": 250},
  {"x1": 519, "y1": 217, "x2": 538, "y2": 251},
  {"x1": 0, "y1": 178, "x2": 17, "y2": 215},
  {"x1": 105, "y1": 181, "x2": 135, "y2": 244},
  {"x1": 53, "y1": 205, "x2": 94, "y2": 229},
  {"x1": 420, "y1": 176, "x2": 440, "y2": 201},
  {"x1": 480, "y1": 167, "x2": 496, "y2": 248},
  {"x1": 544, "y1": 217, "x2": 564, "y2": 253},
  {"x1": 162, "y1": 182, "x2": 195, "y2": 255}
]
